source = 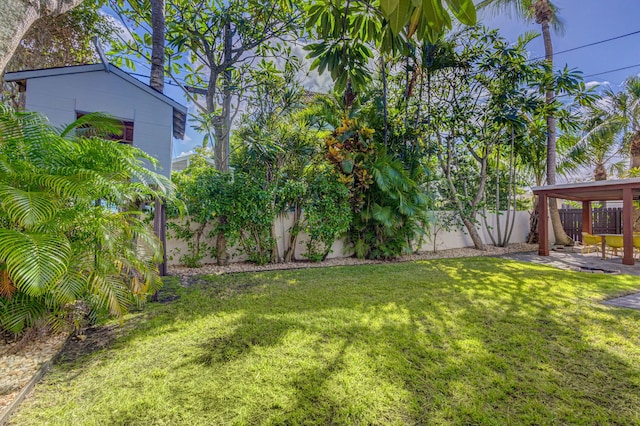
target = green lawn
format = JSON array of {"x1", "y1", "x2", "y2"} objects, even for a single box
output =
[{"x1": 11, "y1": 258, "x2": 640, "y2": 425}]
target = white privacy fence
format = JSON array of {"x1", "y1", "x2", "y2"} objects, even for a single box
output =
[{"x1": 166, "y1": 210, "x2": 533, "y2": 266}]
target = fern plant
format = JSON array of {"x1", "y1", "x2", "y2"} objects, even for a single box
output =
[{"x1": 0, "y1": 106, "x2": 173, "y2": 333}]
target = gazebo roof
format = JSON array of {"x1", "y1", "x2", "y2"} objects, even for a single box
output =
[{"x1": 532, "y1": 178, "x2": 640, "y2": 202}]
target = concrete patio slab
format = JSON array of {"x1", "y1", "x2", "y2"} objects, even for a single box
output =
[
  {"x1": 501, "y1": 249, "x2": 640, "y2": 310},
  {"x1": 602, "y1": 293, "x2": 640, "y2": 310},
  {"x1": 501, "y1": 249, "x2": 640, "y2": 276}
]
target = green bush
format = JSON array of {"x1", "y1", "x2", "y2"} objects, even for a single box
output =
[
  {"x1": 170, "y1": 159, "x2": 275, "y2": 266},
  {"x1": 325, "y1": 119, "x2": 428, "y2": 259},
  {"x1": 0, "y1": 106, "x2": 171, "y2": 334},
  {"x1": 302, "y1": 169, "x2": 352, "y2": 261}
]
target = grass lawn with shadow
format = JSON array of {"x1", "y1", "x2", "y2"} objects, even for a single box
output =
[{"x1": 10, "y1": 257, "x2": 640, "y2": 425}]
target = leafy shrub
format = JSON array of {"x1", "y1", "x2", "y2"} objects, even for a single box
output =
[
  {"x1": 168, "y1": 159, "x2": 232, "y2": 267},
  {"x1": 228, "y1": 174, "x2": 275, "y2": 265},
  {"x1": 325, "y1": 119, "x2": 429, "y2": 259},
  {"x1": 170, "y1": 159, "x2": 275, "y2": 266},
  {"x1": 302, "y1": 169, "x2": 352, "y2": 261},
  {"x1": 0, "y1": 107, "x2": 170, "y2": 334}
]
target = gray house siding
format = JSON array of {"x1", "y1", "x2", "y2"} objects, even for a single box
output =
[{"x1": 22, "y1": 70, "x2": 176, "y2": 178}]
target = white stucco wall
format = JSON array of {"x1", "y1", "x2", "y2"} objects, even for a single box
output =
[
  {"x1": 166, "y1": 210, "x2": 533, "y2": 266},
  {"x1": 23, "y1": 70, "x2": 174, "y2": 177}
]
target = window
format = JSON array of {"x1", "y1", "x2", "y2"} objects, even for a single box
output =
[{"x1": 75, "y1": 111, "x2": 134, "y2": 145}]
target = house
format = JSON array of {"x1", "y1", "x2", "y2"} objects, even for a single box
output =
[
  {"x1": 172, "y1": 152, "x2": 215, "y2": 172},
  {"x1": 4, "y1": 63, "x2": 187, "y2": 178}
]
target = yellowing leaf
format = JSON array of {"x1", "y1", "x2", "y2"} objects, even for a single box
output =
[
  {"x1": 408, "y1": 6, "x2": 422, "y2": 38},
  {"x1": 0, "y1": 270, "x2": 16, "y2": 298}
]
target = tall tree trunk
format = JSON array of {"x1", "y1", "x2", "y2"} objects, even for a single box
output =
[
  {"x1": 594, "y1": 162, "x2": 607, "y2": 209},
  {"x1": 221, "y1": 20, "x2": 232, "y2": 172},
  {"x1": 462, "y1": 217, "x2": 485, "y2": 250},
  {"x1": 149, "y1": 0, "x2": 166, "y2": 278},
  {"x1": 150, "y1": 0, "x2": 165, "y2": 93},
  {"x1": 0, "y1": 0, "x2": 84, "y2": 74},
  {"x1": 381, "y1": 56, "x2": 389, "y2": 146},
  {"x1": 629, "y1": 132, "x2": 640, "y2": 232},
  {"x1": 212, "y1": 20, "x2": 233, "y2": 172},
  {"x1": 541, "y1": 17, "x2": 573, "y2": 246},
  {"x1": 527, "y1": 196, "x2": 539, "y2": 244},
  {"x1": 209, "y1": 20, "x2": 233, "y2": 265},
  {"x1": 527, "y1": 173, "x2": 544, "y2": 244},
  {"x1": 630, "y1": 131, "x2": 640, "y2": 169}
]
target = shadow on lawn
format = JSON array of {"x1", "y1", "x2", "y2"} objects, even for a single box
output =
[
  {"x1": 178, "y1": 259, "x2": 639, "y2": 423},
  {"x1": 411, "y1": 259, "x2": 640, "y2": 423},
  {"x1": 46, "y1": 258, "x2": 640, "y2": 424},
  {"x1": 192, "y1": 316, "x2": 299, "y2": 366}
]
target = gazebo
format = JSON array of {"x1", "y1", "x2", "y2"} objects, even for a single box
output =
[{"x1": 532, "y1": 178, "x2": 640, "y2": 266}]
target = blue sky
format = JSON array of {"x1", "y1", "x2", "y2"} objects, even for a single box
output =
[
  {"x1": 157, "y1": 0, "x2": 640, "y2": 157},
  {"x1": 480, "y1": 0, "x2": 640, "y2": 90}
]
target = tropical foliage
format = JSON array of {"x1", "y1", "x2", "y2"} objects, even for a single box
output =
[
  {"x1": 1, "y1": 1, "x2": 116, "y2": 109},
  {"x1": 325, "y1": 118, "x2": 429, "y2": 258},
  {"x1": 0, "y1": 106, "x2": 171, "y2": 333},
  {"x1": 5, "y1": 0, "x2": 640, "y2": 331}
]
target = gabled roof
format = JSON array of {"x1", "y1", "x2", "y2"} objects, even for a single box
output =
[{"x1": 4, "y1": 63, "x2": 187, "y2": 139}]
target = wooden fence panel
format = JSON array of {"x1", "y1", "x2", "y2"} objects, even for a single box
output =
[{"x1": 560, "y1": 208, "x2": 622, "y2": 242}]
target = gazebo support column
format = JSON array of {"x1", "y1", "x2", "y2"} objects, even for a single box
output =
[
  {"x1": 539, "y1": 194, "x2": 549, "y2": 256},
  {"x1": 622, "y1": 187, "x2": 634, "y2": 265},
  {"x1": 581, "y1": 201, "x2": 592, "y2": 235}
]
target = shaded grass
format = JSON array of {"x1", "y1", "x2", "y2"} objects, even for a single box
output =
[{"x1": 10, "y1": 258, "x2": 640, "y2": 425}]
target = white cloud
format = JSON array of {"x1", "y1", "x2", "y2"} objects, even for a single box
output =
[
  {"x1": 289, "y1": 44, "x2": 333, "y2": 94},
  {"x1": 585, "y1": 80, "x2": 610, "y2": 89},
  {"x1": 180, "y1": 133, "x2": 192, "y2": 144}
]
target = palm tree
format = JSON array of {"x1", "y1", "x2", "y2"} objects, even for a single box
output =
[
  {"x1": 0, "y1": 106, "x2": 173, "y2": 333},
  {"x1": 479, "y1": 0, "x2": 574, "y2": 245},
  {"x1": 518, "y1": 114, "x2": 589, "y2": 242},
  {"x1": 572, "y1": 105, "x2": 626, "y2": 182},
  {"x1": 150, "y1": 0, "x2": 165, "y2": 93},
  {"x1": 582, "y1": 77, "x2": 640, "y2": 229},
  {"x1": 600, "y1": 77, "x2": 640, "y2": 170}
]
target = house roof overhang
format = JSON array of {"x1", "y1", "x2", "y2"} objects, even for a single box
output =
[
  {"x1": 532, "y1": 178, "x2": 640, "y2": 202},
  {"x1": 4, "y1": 63, "x2": 188, "y2": 139}
]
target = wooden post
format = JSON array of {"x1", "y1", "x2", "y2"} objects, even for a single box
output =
[
  {"x1": 538, "y1": 194, "x2": 549, "y2": 256},
  {"x1": 154, "y1": 198, "x2": 167, "y2": 276},
  {"x1": 581, "y1": 201, "x2": 592, "y2": 235},
  {"x1": 622, "y1": 187, "x2": 634, "y2": 265}
]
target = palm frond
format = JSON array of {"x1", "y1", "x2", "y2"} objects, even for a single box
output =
[
  {"x1": 0, "y1": 106, "x2": 171, "y2": 334},
  {"x1": 0, "y1": 230, "x2": 70, "y2": 296},
  {"x1": 59, "y1": 112, "x2": 123, "y2": 138},
  {"x1": 0, "y1": 185, "x2": 58, "y2": 228}
]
